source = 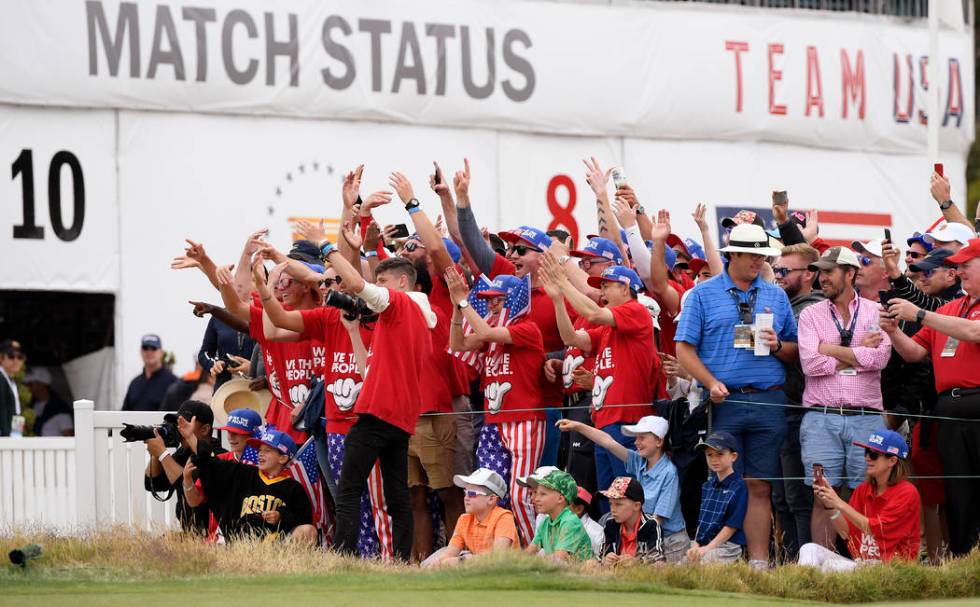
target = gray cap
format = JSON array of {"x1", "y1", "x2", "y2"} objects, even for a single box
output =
[
  {"x1": 809, "y1": 246, "x2": 861, "y2": 271},
  {"x1": 453, "y1": 468, "x2": 507, "y2": 498}
]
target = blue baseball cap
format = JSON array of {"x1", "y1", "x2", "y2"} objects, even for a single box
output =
[
  {"x1": 586, "y1": 229, "x2": 629, "y2": 245},
  {"x1": 247, "y1": 428, "x2": 298, "y2": 458},
  {"x1": 587, "y1": 265, "x2": 643, "y2": 293},
  {"x1": 499, "y1": 225, "x2": 552, "y2": 251},
  {"x1": 853, "y1": 429, "x2": 909, "y2": 460},
  {"x1": 443, "y1": 238, "x2": 462, "y2": 263},
  {"x1": 141, "y1": 334, "x2": 162, "y2": 349},
  {"x1": 217, "y1": 408, "x2": 263, "y2": 436},
  {"x1": 684, "y1": 238, "x2": 706, "y2": 260},
  {"x1": 906, "y1": 232, "x2": 935, "y2": 253},
  {"x1": 476, "y1": 274, "x2": 523, "y2": 299},
  {"x1": 570, "y1": 237, "x2": 623, "y2": 264},
  {"x1": 696, "y1": 431, "x2": 739, "y2": 453},
  {"x1": 663, "y1": 243, "x2": 678, "y2": 270},
  {"x1": 302, "y1": 261, "x2": 325, "y2": 274}
]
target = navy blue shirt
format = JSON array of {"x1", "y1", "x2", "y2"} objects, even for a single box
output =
[
  {"x1": 695, "y1": 469, "x2": 748, "y2": 546},
  {"x1": 198, "y1": 317, "x2": 256, "y2": 392},
  {"x1": 122, "y1": 366, "x2": 177, "y2": 411},
  {"x1": 675, "y1": 267, "x2": 797, "y2": 390}
]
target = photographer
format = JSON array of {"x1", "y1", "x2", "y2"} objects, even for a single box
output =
[{"x1": 142, "y1": 400, "x2": 224, "y2": 534}]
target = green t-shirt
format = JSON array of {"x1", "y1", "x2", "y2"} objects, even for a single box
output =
[{"x1": 531, "y1": 507, "x2": 593, "y2": 561}]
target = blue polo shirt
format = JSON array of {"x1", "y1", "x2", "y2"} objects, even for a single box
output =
[
  {"x1": 695, "y1": 470, "x2": 748, "y2": 546},
  {"x1": 626, "y1": 450, "x2": 686, "y2": 535},
  {"x1": 675, "y1": 269, "x2": 796, "y2": 390}
]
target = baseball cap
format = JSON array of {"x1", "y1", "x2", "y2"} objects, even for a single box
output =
[
  {"x1": 454, "y1": 467, "x2": 507, "y2": 498},
  {"x1": 499, "y1": 226, "x2": 552, "y2": 251},
  {"x1": 475, "y1": 274, "x2": 523, "y2": 299},
  {"x1": 663, "y1": 243, "x2": 678, "y2": 270},
  {"x1": 575, "y1": 486, "x2": 593, "y2": 506},
  {"x1": 535, "y1": 470, "x2": 578, "y2": 504},
  {"x1": 909, "y1": 248, "x2": 955, "y2": 273},
  {"x1": 683, "y1": 238, "x2": 706, "y2": 260},
  {"x1": 689, "y1": 258, "x2": 710, "y2": 276},
  {"x1": 808, "y1": 246, "x2": 861, "y2": 271},
  {"x1": 666, "y1": 234, "x2": 688, "y2": 257},
  {"x1": 516, "y1": 465, "x2": 560, "y2": 488},
  {"x1": 164, "y1": 400, "x2": 214, "y2": 427},
  {"x1": 587, "y1": 265, "x2": 643, "y2": 293},
  {"x1": 301, "y1": 261, "x2": 325, "y2": 274},
  {"x1": 217, "y1": 408, "x2": 263, "y2": 436},
  {"x1": 443, "y1": 238, "x2": 462, "y2": 263},
  {"x1": 600, "y1": 477, "x2": 645, "y2": 503},
  {"x1": 570, "y1": 237, "x2": 623, "y2": 264},
  {"x1": 0, "y1": 339, "x2": 22, "y2": 357},
  {"x1": 247, "y1": 428, "x2": 298, "y2": 458},
  {"x1": 622, "y1": 415, "x2": 669, "y2": 439},
  {"x1": 696, "y1": 431, "x2": 739, "y2": 453},
  {"x1": 141, "y1": 334, "x2": 162, "y2": 349},
  {"x1": 906, "y1": 232, "x2": 935, "y2": 253},
  {"x1": 853, "y1": 429, "x2": 909, "y2": 460},
  {"x1": 22, "y1": 368, "x2": 52, "y2": 385},
  {"x1": 927, "y1": 222, "x2": 975, "y2": 246},
  {"x1": 721, "y1": 210, "x2": 765, "y2": 229},
  {"x1": 288, "y1": 240, "x2": 323, "y2": 264},
  {"x1": 946, "y1": 238, "x2": 980, "y2": 265},
  {"x1": 852, "y1": 239, "x2": 884, "y2": 258},
  {"x1": 636, "y1": 293, "x2": 661, "y2": 330}
]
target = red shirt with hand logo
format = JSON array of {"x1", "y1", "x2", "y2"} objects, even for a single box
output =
[
  {"x1": 563, "y1": 315, "x2": 598, "y2": 395},
  {"x1": 585, "y1": 299, "x2": 657, "y2": 429},
  {"x1": 480, "y1": 318, "x2": 545, "y2": 425},
  {"x1": 299, "y1": 306, "x2": 374, "y2": 435}
]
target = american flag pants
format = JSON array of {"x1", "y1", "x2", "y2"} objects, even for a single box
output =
[
  {"x1": 328, "y1": 432, "x2": 394, "y2": 559},
  {"x1": 476, "y1": 419, "x2": 546, "y2": 544}
]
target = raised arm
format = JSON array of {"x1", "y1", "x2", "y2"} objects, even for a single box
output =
[
  {"x1": 584, "y1": 157, "x2": 624, "y2": 257},
  {"x1": 390, "y1": 171, "x2": 455, "y2": 276},
  {"x1": 233, "y1": 228, "x2": 269, "y2": 303},
  {"x1": 647, "y1": 211, "x2": 681, "y2": 316},
  {"x1": 538, "y1": 257, "x2": 593, "y2": 352},
  {"x1": 443, "y1": 268, "x2": 514, "y2": 346},
  {"x1": 693, "y1": 203, "x2": 724, "y2": 277},
  {"x1": 453, "y1": 159, "x2": 499, "y2": 276},
  {"x1": 889, "y1": 298, "x2": 980, "y2": 343},
  {"x1": 930, "y1": 172, "x2": 975, "y2": 230},
  {"x1": 252, "y1": 259, "x2": 306, "y2": 336},
  {"x1": 541, "y1": 253, "x2": 614, "y2": 327},
  {"x1": 555, "y1": 419, "x2": 629, "y2": 462},
  {"x1": 879, "y1": 312, "x2": 930, "y2": 362}
]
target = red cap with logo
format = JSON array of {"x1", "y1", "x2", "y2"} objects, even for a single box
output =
[{"x1": 946, "y1": 238, "x2": 980, "y2": 265}]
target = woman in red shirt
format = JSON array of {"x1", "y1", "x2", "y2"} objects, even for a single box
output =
[
  {"x1": 799, "y1": 429, "x2": 921, "y2": 572},
  {"x1": 446, "y1": 269, "x2": 545, "y2": 545}
]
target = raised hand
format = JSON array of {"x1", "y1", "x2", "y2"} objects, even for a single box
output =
[
  {"x1": 537, "y1": 254, "x2": 565, "y2": 300},
  {"x1": 364, "y1": 220, "x2": 382, "y2": 251},
  {"x1": 170, "y1": 255, "x2": 200, "y2": 270},
  {"x1": 650, "y1": 209, "x2": 671, "y2": 241},
  {"x1": 215, "y1": 264, "x2": 235, "y2": 287},
  {"x1": 881, "y1": 240, "x2": 901, "y2": 277},
  {"x1": 801, "y1": 210, "x2": 820, "y2": 242},
  {"x1": 612, "y1": 197, "x2": 637, "y2": 229},
  {"x1": 930, "y1": 172, "x2": 951, "y2": 204},
  {"x1": 361, "y1": 190, "x2": 393, "y2": 216},
  {"x1": 341, "y1": 216, "x2": 363, "y2": 250},
  {"x1": 583, "y1": 156, "x2": 611, "y2": 200},
  {"x1": 295, "y1": 220, "x2": 327, "y2": 245},
  {"x1": 453, "y1": 158, "x2": 471, "y2": 203},
  {"x1": 616, "y1": 184, "x2": 640, "y2": 208},
  {"x1": 184, "y1": 239, "x2": 208, "y2": 263},
  {"x1": 443, "y1": 267, "x2": 469, "y2": 305},
  {"x1": 434, "y1": 214, "x2": 447, "y2": 237},
  {"x1": 692, "y1": 203, "x2": 709, "y2": 231},
  {"x1": 388, "y1": 171, "x2": 416, "y2": 204},
  {"x1": 771, "y1": 193, "x2": 789, "y2": 224},
  {"x1": 243, "y1": 228, "x2": 270, "y2": 256},
  {"x1": 430, "y1": 161, "x2": 451, "y2": 197},
  {"x1": 342, "y1": 164, "x2": 364, "y2": 209},
  {"x1": 189, "y1": 300, "x2": 214, "y2": 317}
]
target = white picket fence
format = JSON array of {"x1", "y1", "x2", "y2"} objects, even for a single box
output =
[{"x1": 0, "y1": 400, "x2": 180, "y2": 532}]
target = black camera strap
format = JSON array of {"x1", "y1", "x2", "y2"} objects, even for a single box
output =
[{"x1": 829, "y1": 297, "x2": 860, "y2": 347}]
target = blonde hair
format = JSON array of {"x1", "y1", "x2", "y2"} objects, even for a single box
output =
[{"x1": 779, "y1": 243, "x2": 820, "y2": 265}]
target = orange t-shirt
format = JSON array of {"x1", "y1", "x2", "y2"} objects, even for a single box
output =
[{"x1": 448, "y1": 506, "x2": 519, "y2": 554}]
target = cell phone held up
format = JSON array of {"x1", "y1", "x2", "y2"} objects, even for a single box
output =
[
  {"x1": 812, "y1": 463, "x2": 824, "y2": 485},
  {"x1": 934, "y1": 163, "x2": 944, "y2": 177},
  {"x1": 389, "y1": 223, "x2": 411, "y2": 239},
  {"x1": 772, "y1": 190, "x2": 788, "y2": 206}
]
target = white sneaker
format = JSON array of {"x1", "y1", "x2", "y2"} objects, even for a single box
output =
[{"x1": 748, "y1": 559, "x2": 770, "y2": 571}]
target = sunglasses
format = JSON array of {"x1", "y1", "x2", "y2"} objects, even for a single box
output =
[
  {"x1": 773, "y1": 267, "x2": 806, "y2": 278},
  {"x1": 859, "y1": 256, "x2": 875, "y2": 267},
  {"x1": 863, "y1": 449, "x2": 894, "y2": 461},
  {"x1": 4, "y1": 352, "x2": 25, "y2": 360},
  {"x1": 674, "y1": 262, "x2": 690, "y2": 271},
  {"x1": 906, "y1": 251, "x2": 925, "y2": 260},
  {"x1": 578, "y1": 257, "x2": 611, "y2": 270},
  {"x1": 464, "y1": 490, "x2": 490, "y2": 498},
  {"x1": 508, "y1": 244, "x2": 542, "y2": 257},
  {"x1": 404, "y1": 240, "x2": 425, "y2": 253},
  {"x1": 321, "y1": 276, "x2": 342, "y2": 288}
]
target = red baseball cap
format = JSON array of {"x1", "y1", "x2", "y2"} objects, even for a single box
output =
[
  {"x1": 688, "y1": 258, "x2": 709, "y2": 276},
  {"x1": 945, "y1": 237, "x2": 980, "y2": 265},
  {"x1": 575, "y1": 486, "x2": 593, "y2": 506}
]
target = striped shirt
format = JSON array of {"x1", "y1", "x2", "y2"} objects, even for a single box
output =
[
  {"x1": 798, "y1": 295, "x2": 892, "y2": 409},
  {"x1": 675, "y1": 269, "x2": 797, "y2": 390}
]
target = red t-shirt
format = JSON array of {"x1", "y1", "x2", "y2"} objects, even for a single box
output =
[
  {"x1": 420, "y1": 307, "x2": 454, "y2": 414},
  {"x1": 586, "y1": 299, "x2": 657, "y2": 429},
  {"x1": 563, "y1": 315, "x2": 598, "y2": 395},
  {"x1": 846, "y1": 480, "x2": 921, "y2": 562},
  {"x1": 911, "y1": 296, "x2": 980, "y2": 393},
  {"x1": 357, "y1": 289, "x2": 433, "y2": 434},
  {"x1": 656, "y1": 280, "x2": 685, "y2": 357},
  {"x1": 481, "y1": 318, "x2": 546, "y2": 425},
  {"x1": 249, "y1": 305, "x2": 318, "y2": 443},
  {"x1": 299, "y1": 306, "x2": 374, "y2": 435},
  {"x1": 489, "y1": 254, "x2": 570, "y2": 406}
]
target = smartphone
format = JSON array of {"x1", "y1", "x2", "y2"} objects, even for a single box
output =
[
  {"x1": 812, "y1": 463, "x2": 824, "y2": 484},
  {"x1": 772, "y1": 190, "x2": 788, "y2": 206},
  {"x1": 884, "y1": 228, "x2": 891, "y2": 243},
  {"x1": 390, "y1": 223, "x2": 410, "y2": 239},
  {"x1": 934, "y1": 163, "x2": 944, "y2": 177},
  {"x1": 878, "y1": 290, "x2": 892, "y2": 306},
  {"x1": 433, "y1": 169, "x2": 442, "y2": 185}
]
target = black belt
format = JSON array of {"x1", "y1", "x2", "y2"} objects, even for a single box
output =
[
  {"x1": 940, "y1": 388, "x2": 980, "y2": 399},
  {"x1": 807, "y1": 405, "x2": 882, "y2": 416},
  {"x1": 732, "y1": 385, "x2": 783, "y2": 394}
]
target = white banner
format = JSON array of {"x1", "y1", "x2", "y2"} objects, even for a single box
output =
[
  {"x1": 0, "y1": 105, "x2": 118, "y2": 292},
  {"x1": 0, "y1": 0, "x2": 972, "y2": 155}
]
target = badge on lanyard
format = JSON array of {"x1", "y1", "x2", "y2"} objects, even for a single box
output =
[
  {"x1": 838, "y1": 367, "x2": 858, "y2": 376},
  {"x1": 734, "y1": 324, "x2": 754, "y2": 349},
  {"x1": 941, "y1": 336, "x2": 960, "y2": 358},
  {"x1": 730, "y1": 290, "x2": 758, "y2": 350}
]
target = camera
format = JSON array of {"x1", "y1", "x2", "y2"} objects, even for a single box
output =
[
  {"x1": 324, "y1": 291, "x2": 378, "y2": 325},
  {"x1": 120, "y1": 415, "x2": 180, "y2": 448}
]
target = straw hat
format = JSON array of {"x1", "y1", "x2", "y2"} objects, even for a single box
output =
[{"x1": 210, "y1": 377, "x2": 271, "y2": 427}]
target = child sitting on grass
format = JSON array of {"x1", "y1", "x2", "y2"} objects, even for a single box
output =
[
  {"x1": 598, "y1": 476, "x2": 665, "y2": 565},
  {"x1": 686, "y1": 432, "x2": 747, "y2": 564},
  {"x1": 523, "y1": 470, "x2": 593, "y2": 561}
]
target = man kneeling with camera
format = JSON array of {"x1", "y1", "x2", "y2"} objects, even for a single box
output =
[
  {"x1": 177, "y1": 415, "x2": 317, "y2": 543},
  {"x1": 142, "y1": 400, "x2": 225, "y2": 533}
]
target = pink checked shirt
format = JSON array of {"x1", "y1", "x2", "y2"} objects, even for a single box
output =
[{"x1": 798, "y1": 295, "x2": 892, "y2": 409}]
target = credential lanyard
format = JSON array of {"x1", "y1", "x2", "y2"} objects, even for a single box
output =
[
  {"x1": 727, "y1": 288, "x2": 758, "y2": 325},
  {"x1": 828, "y1": 298, "x2": 860, "y2": 346}
]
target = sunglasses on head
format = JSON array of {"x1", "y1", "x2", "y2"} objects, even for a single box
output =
[
  {"x1": 773, "y1": 267, "x2": 806, "y2": 278},
  {"x1": 464, "y1": 490, "x2": 490, "y2": 498},
  {"x1": 404, "y1": 240, "x2": 425, "y2": 253},
  {"x1": 508, "y1": 244, "x2": 542, "y2": 257},
  {"x1": 321, "y1": 276, "x2": 342, "y2": 288}
]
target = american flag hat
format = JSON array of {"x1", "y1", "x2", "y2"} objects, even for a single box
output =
[
  {"x1": 247, "y1": 428, "x2": 297, "y2": 457},
  {"x1": 587, "y1": 265, "x2": 643, "y2": 293}
]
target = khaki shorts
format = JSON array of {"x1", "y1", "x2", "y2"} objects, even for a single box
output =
[{"x1": 408, "y1": 414, "x2": 457, "y2": 489}]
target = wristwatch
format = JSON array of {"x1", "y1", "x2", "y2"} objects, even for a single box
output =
[
  {"x1": 457, "y1": 300, "x2": 470, "y2": 310},
  {"x1": 916, "y1": 309, "x2": 927, "y2": 323},
  {"x1": 636, "y1": 205, "x2": 646, "y2": 215},
  {"x1": 404, "y1": 198, "x2": 421, "y2": 212},
  {"x1": 939, "y1": 199, "x2": 954, "y2": 210}
]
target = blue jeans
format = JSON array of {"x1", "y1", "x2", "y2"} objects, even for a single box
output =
[
  {"x1": 711, "y1": 390, "x2": 787, "y2": 480},
  {"x1": 594, "y1": 422, "x2": 636, "y2": 513},
  {"x1": 540, "y1": 407, "x2": 562, "y2": 467}
]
